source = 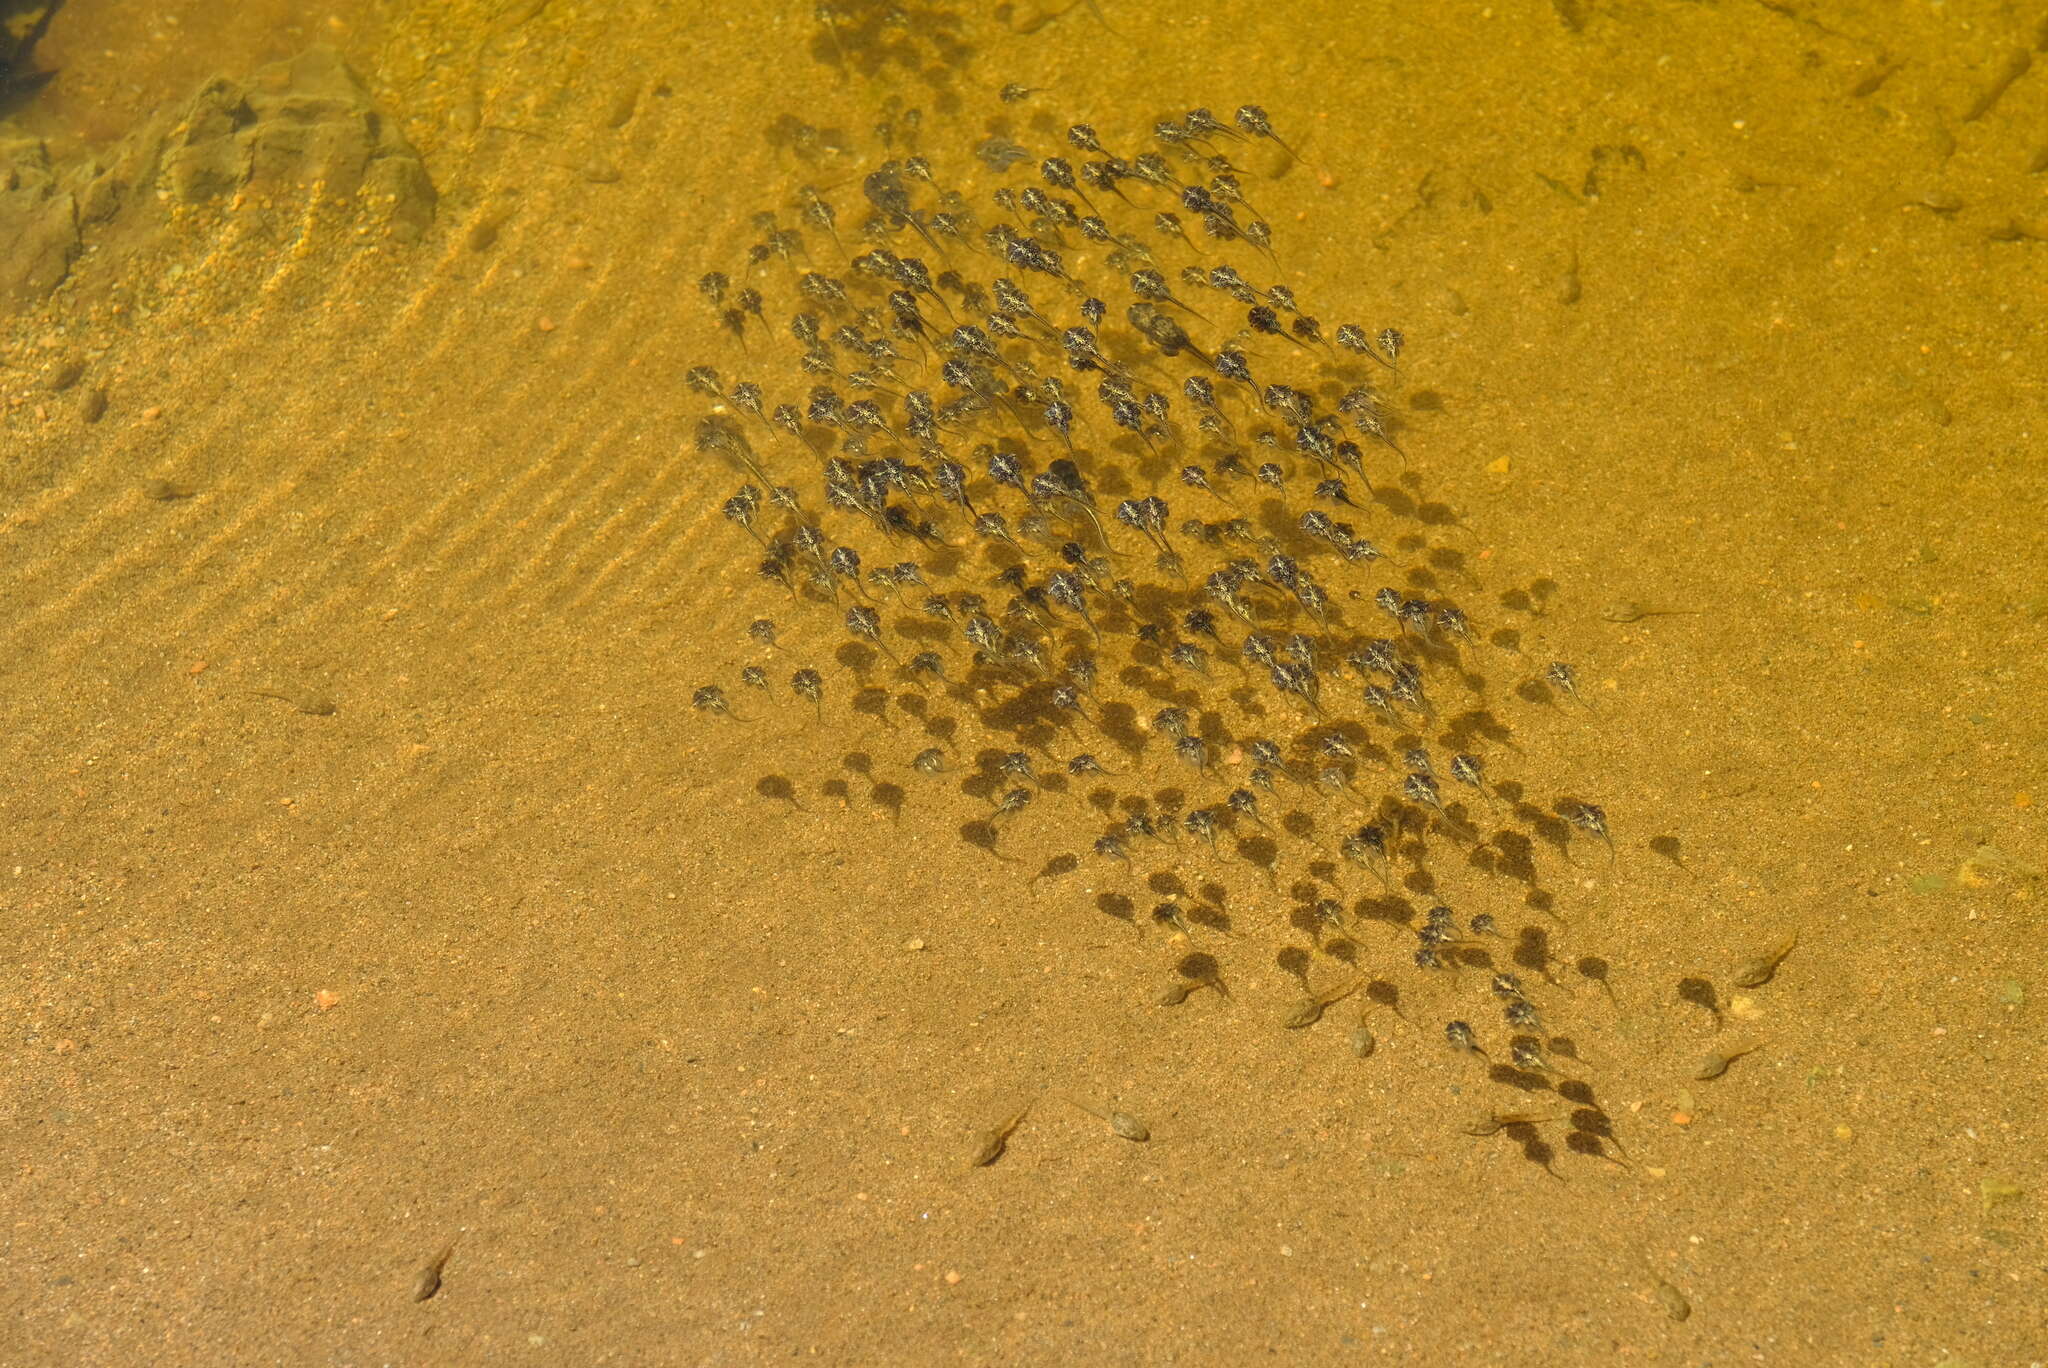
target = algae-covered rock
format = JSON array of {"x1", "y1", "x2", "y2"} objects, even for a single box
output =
[
  {"x1": 1, "y1": 45, "x2": 436, "y2": 316},
  {"x1": 0, "y1": 135, "x2": 77, "y2": 307},
  {"x1": 161, "y1": 47, "x2": 437, "y2": 236}
]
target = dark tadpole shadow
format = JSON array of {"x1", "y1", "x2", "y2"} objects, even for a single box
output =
[
  {"x1": 1399, "y1": 867, "x2": 1438, "y2": 897},
  {"x1": 1441, "y1": 708, "x2": 1514, "y2": 750},
  {"x1": 764, "y1": 113, "x2": 855, "y2": 164},
  {"x1": 1373, "y1": 485, "x2": 1418, "y2": 522},
  {"x1": 1513, "y1": 926, "x2": 1556, "y2": 983},
  {"x1": 1096, "y1": 699, "x2": 1144, "y2": 756},
  {"x1": 1488, "y1": 1065, "x2": 1556, "y2": 1094},
  {"x1": 1426, "y1": 544, "x2": 1478, "y2": 589},
  {"x1": 1185, "y1": 899, "x2": 1233, "y2": 934},
  {"x1": 851, "y1": 686, "x2": 894, "y2": 727},
  {"x1": 1173, "y1": 951, "x2": 1226, "y2": 997},
  {"x1": 1556, "y1": 1079, "x2": 1599, "y2": 1109},
  {"x1": 1565, "y1": 1131, "x2": 1626, "y2": 1168},
  {"x1": 1490, "y1": 835, "x2": 1540, "y2": 888},
  {"x1": 1353, "y1": 895, "x2": 1413, "y2": 929},
  {"x1": 1523, "y1": 808, "x2": 1572, "y2": 861},
  {"x1": 959, "y1": 818, "x2": 1015, "y2": 861},
  {"x1": 1286, "y1": 900, "x2": 1329, "y2": 939},
  {"x1": 1095, "y1": 890, "x2": 1136, "y2": 927},
  {"x1": 755, "y1": 774, "x2": 805, "y2": 810},
  {"x1": 1235, "y1": 834, "x2": 1280, "y2": 883},
  {"x1": 1649, "y1": 834, "x2": 1692, "y2": 874},
  {"x1": 836, "y1": 642, "x2": 879, "y2": 680},
  {"x1": 976, "y1": 683, "x2": 1059, "y2": 737},
  {"x1": 806, "y1": 1, "x2": 973, "y2": 106},
  {"x1": 1677, "y1": 976, "x2": 1722, "y2": 1022},
  {"x1": 869, "y1": 781, "x2": 905, "y2": 821},
  {"x1": 1506, "y1": 1124, "x2": 1565, "y2": 1180},
  {"x1": 1147, "y1": 869, "x2": 1188, "y2": 900},
  {"x1": 1568, "y1": 1106, "x2": 1629, "y2": 1164},
  {"x1": 1412, "y1": 497, "x2": 1463, "y2": 530},
  {"x1": 1032, "y1": 852, "x2": 1080, "y2": 883}
]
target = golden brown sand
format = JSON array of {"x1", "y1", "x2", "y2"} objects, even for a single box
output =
[{"x1": 3, "y1": 1, "x2": 2042, "y2": 1362}]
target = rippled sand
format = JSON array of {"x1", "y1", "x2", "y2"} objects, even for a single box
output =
[{"x1": 3, "y1": 2, "x2": 2041, "y2": 1362}]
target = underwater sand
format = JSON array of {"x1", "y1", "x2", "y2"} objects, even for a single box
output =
[{"x1": 2, "y1": 1, "x2": 2042, "y2": 1362}]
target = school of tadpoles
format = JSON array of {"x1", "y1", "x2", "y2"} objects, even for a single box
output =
[{"x1": 687, "y1": 100, "x2": 1636, "y2": 1153}]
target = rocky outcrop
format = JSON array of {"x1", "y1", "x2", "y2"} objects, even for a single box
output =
[
  {"x1": 1, "y1": 46, "x2": 436, "y2": 317},
  {"x1": 0, "y1": 134, "x2": 77, "y2": 309}
]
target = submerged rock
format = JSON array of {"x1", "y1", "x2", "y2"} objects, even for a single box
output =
[{"x1": 1, "y1": 45, "x2": 435, "y2": 317}]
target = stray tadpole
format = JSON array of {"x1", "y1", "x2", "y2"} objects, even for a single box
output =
[{"x1": 412, "y1": 1241, "x2": 456, "y2": 1303}]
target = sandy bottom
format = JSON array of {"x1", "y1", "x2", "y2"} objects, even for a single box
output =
[{"x1": 3, "y1": 1, "x2": 2042, "y2": 1363}]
